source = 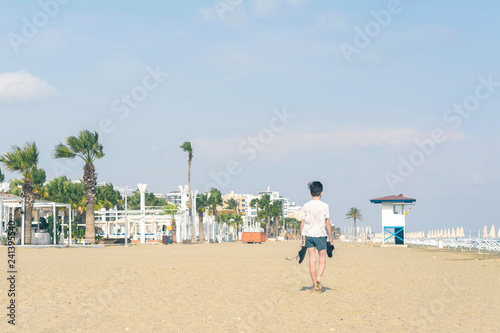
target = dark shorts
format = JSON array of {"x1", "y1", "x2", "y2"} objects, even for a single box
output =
[{"x1": 305, "y1": 236, "x2": 327, "y2": 251}]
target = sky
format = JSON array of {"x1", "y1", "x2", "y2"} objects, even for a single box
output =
[{"x1": 1, "y1": 0, "x2": 499, "y2": 233}]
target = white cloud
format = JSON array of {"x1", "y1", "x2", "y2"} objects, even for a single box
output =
[
  {"x1": 200, "y1": 5, "x2": 218, "y2": 21},
  {"x1": 200, "y1": 0, "x2": 309, "y2": 22},
  {"x1": 252, "y1": 0, "x2": 309, "y2": 17},
  {"x1": 274, "y1": 127, "x2": 468, "y2": 154},
  {"x1": 200, "y1": 2, "x2": 248, "y2": 26},
  {"x1": 0, "y1": 70, "x2": 58, "y2": 104},
  {"x1": 192, "y1": 127, "x2": 470, "y2": 166}
]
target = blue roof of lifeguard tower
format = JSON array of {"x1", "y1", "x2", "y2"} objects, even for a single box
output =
[{"x1": 370, "y1": 194, "x2": 416, "y2": 204}]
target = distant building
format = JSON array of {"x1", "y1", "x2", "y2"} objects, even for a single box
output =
[
  {"x1": 167, "y1": 191, "x2": 182, "y2": 206},
  {"x1": 222, "y1": 191, "x2": 248, "y2": 214},
  {"x1": 259, "y1": 186, "x2": 280, "y2": 201},
  {"x1": 244, "y1": 194, "x2": 259, "y2": 219},
  {"x1": 287, "y1": 202, "x2": 302, "y2": 220},
  {"x1": 258, "y1": 186, "x2": 298, "y2": 218},
  {"x1": 154, "y1": 193, "x2": 166, "y2": 200}
]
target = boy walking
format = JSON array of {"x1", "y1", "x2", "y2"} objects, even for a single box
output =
[{"x1": 300, "y1": 181, "x2": 332, "y2": 291}]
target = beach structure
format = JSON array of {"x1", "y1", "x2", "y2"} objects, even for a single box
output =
[
  {"x1": 370, "y1": 194, "x2": 416, "y2": 245},
  {"x1": 94, "y1": 184, "x2": 222, "y2": 243},
  {"x1": 0, "y1": 194, "x2": 72, "y2": 245}
]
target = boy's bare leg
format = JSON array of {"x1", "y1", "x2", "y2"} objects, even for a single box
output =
[
  {"x1": 307, "y1": 247, "x2": 317, "y2": 286},
  {"x1": 317, "y1": 249, "x2": 327, "y2": 281}
]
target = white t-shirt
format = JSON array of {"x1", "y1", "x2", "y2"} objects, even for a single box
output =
[{"x1": 301, "y1": 200, "x2": 330, "y2": 237}]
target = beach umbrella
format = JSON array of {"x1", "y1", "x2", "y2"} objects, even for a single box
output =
[
  {"x1": 427, "y1": 231, "x2": 430, "y2": 238},
  {"x1": 460, "y1": 227, "x2": 465, "y2": 238},
  {"x1": 444, "y1": 229, "x2": 448, "y2": 238},
  {"x1": 498, "y1": 228, "x2": 500, "y2": 239},
  {"x1": 483, "y1": 225, "x2": 488, "y2": 238},
  {"x1": 451, "y1": 228, "x2": 456, "y2": 238},
  {"x1": 489, "y1": 225, "x2": 495, "y2": 239},
  {"x1": 448, "y1": 228, "x2": 451, "y2": 238}
]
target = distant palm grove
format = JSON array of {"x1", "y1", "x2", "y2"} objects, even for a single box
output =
[
  {"x1": 0, "y1": 130, "x2": 171, "y2": 245},
  {"x1": 0, "y1": 130, "x2": 303, "y2": 245}
]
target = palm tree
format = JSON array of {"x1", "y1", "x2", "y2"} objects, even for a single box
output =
[
  {"x1": 208, "y1": 188, "x2": 222, "y2": 236},
  {"x1": 225, "y1": 197, "x2": 238, "y2": 211},
  {"x1": 0, "y1": 168, "x2": 5, "y2": 183},
  {"x1": 180, "y1": 141, "x2": 194, "y2": 242},
  {"x1": 46, "y1": 176, "x2": 86, "y2": 227},
  {"x1": 271, "y1": 200, "x2": 282, "y2": 237},
  {"x1": 345, "y1": 207, "x2": 363, "y2": 243},
  {"x1": 196, "y1": 193, "x2": 209, "y2": 242},
  {"x1": 54, "y1": 130, "x2": 104, "y2": 244},
  {"x1": 231, "y1": 213, "x2": 243, "y2": 240},
  {"x1": 96, "y1": 183, "x2": 122, "y2": 210},
  {"x1": 258, "y1": 194, "x2": 271, "y2": 237},
  {"x1": 0, "y1": 142, "x2": 40, "y2": 244},
  {"x1": 284, "y1": 217, "x2": 301, "y2": 239},
  {"x1": 250, "y1": 198, "x2": 259, "y2": 214},
  {"x1": 31, "y1": 168, "x2": 47, "y2": 200}
]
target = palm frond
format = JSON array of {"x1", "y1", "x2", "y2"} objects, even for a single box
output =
[
  {"x1": 54, "y1": 143, "x2": 77, "y2": 159},
  {"x1": 0, "y1": 142, "x2": 39, "y2": 178},
  {"x1": 54, "y1": 130, "x2": 104, "y2": 163}
]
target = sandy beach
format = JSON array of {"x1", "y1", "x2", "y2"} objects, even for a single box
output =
[{"x1": 1, "y1": 241, "x2": 499, "y2": 333}]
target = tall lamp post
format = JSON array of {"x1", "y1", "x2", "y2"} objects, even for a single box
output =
[
  {"x1": 124, "y1": 186, "x2": 129, "y2": 246},
  {"x1": 116, "y1": 185, "x2": 130, "y2": 246},
  {"x1": 138, "y1": 183, "x2": 148, "y2": 244}
]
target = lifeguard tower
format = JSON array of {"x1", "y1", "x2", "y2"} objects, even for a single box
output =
[{"x1": 370, "y1": 194, "x2": 416, "y2": 245}]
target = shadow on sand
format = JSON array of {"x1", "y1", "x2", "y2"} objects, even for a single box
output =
[{"x1": 300, "y1": 285, "x2": 332, "y2": 293}]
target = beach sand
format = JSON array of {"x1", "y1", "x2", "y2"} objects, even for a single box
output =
[{"x1": 1, "y1": 241, "x2": 499, "y2": 332}]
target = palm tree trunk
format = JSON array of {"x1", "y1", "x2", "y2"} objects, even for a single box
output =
[
  {"x1": 198, "y1": 212, "x2": 204, "y2": 242},
  {"x1": 274, "y1": 217, "x2": 278, "y2": 237},
  {"x1": 24, "y1": 205, "x2": 33, "y2": 244},
  {"x1": 85, "y1": 202, "x2": 95, "y2": 244},
  {"x1": 266, "y1": 216, "x2": 270, "y2": 238},
  {"x1": 188, "y1": 158, "x2": 194, "y2": 242},
  {"x1": 23, "y1": 178, "x2": 34, "y2": 245},
  {"x1": 354, "y1": 217, "x2": 357, "y2": 244},
  {"x1": 83, "y1": 162, "x2": 97, "y2": 244},
  {"x1": 213, "y1": 208, "x2": 219, "y2": 240}
]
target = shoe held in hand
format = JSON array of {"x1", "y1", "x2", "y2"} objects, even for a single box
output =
[
  {"x1": 298, "y1": 246, "x2": 307, "y2": 264},
  {"x1": 327, "y1": 242, "x2": 334, "y2": 258}
]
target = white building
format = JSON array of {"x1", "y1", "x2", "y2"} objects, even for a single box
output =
[
  {"x1": 167, "y1": 191, "x2": 182, "y2": 206},
  {"x1": 370, "y1": 194, "x2": 416, "y2": 245}
]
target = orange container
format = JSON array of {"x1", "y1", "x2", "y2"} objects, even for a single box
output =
[{"x1": 242, "y1": 232, "x2": 266, "y2": 243}]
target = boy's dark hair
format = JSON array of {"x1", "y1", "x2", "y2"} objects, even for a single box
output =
[{"x1": 308, "y1": 181, "x2": 323, "y2": 197}]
